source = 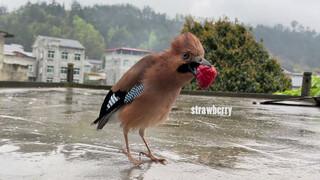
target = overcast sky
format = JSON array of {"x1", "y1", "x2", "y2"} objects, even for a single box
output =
[{"x1": 2, "y1": 0, "x2": 320, "y2": 32}]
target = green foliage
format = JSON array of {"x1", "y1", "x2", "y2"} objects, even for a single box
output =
[
  {"x1": 0, "y1": 2, "x2": 184, "y2": 58},
  {"x1": 274, "y1": 75, "x2": 320, "y2": 96},
  {"x1": 1, "y1": 1, "x2": 319, "y2": 73},
  {"x1": 68, "y1": 63, "x2": 74, "y2": 67},
  {"x1": 83, "y1": 4, "x2": 183, "y2": 52},
  {"x1": 70, "y1": 15, "x2": 105, "y2": 59},
  {"x1": 138, "y1": 30, "x2": 158, "y2": 50},
  {"x1": 0, "y1": 2, "x2": 105, "y2": 59},
  {"x1": 253, "y1": 22, "x2": 320, "y2": 72},
  {"x1": 273, "y1": 89, "x2": 301, "y2": 96},
  {"x1": 182, "y1": 17, "x2": 292, "y2": 93}
]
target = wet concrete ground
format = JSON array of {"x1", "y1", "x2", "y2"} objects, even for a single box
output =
[{"x1": 0, "y1": 88, "x2": 319, "y2": 179}]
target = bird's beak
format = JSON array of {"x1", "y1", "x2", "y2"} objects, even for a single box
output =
[
  {"x1": 199, "y1": 58, "x2": 211, "y2": 67},
  {"x1": 188, "y1": 57, "x2": 212, "y2": 76}
]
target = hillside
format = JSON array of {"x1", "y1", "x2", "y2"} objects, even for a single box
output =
[
  {"x1": 0, "y1": 1, "x2": 319, "y2": 72},
  {"x1": 252, "y1": 23, "x2": 320, "y2": 72},
  {"x1": 0, "y1": 1, "x2": 184, "y2": 59}
]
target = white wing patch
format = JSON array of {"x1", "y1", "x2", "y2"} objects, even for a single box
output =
[{"x1": 106, "y1": 94, "x2": 120, "y2": 110}]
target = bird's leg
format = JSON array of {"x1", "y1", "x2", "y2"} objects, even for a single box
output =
[
  {"x1": 139, "y1": 128, "x2": 166, "y2": 163},
  {"x1": 123, "y1": 128, "x2": 143, "y2": 165}
]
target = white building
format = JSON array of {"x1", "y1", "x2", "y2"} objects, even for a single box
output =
[
  {"x1": 85, "y1": 59, "x2": 103, "y2": 73},
  {"x1": 32, "y1": 36, "x2": 85, "y2": 83},
  {"x1": 105, "y1": 47, "x2": 155, "y2": 85},
  {"x1": 4, "y1": 44, "x2": 36, "y2": 81},
  {"x1": 0, "y1": 31, "x2": 33, "y2": 81},
  {"x1": 0, "y1": 30, "x2": 14, "y2": 80},
  {"x1": 284, "y1": 69, "x2": 303, "y2": 89}
]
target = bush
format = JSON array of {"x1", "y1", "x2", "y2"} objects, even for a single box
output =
[{"x1": 182, "y1": 17, "x2": 292, "y2": 93}]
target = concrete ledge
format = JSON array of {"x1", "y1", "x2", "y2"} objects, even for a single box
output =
[
  {"x1": 71, "y1": 83, "x2": 112, "y2": 90},
  {"x1": 0, "y1": 81, "x2": 66, "y2": 88},
  {"x1": 0, "y1": 81, "x2": 112, "y2": 90},
  {"x1": 180, "y1": 90, "x2": 295, "y2": 99},
  {"x1": 0, "y1": 81, "x2": 296, "y2": 100}
]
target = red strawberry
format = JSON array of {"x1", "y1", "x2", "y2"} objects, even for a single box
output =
[{"x1": 196, "y1": 65, "x2": 217, "y2": 89}]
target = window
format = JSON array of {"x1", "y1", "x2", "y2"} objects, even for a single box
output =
[
  {"x1": 47, "y1": 66, "x2": 54, "y2": 73},
  {"x1": 28, "y1": 65, "x2": 33, "y2": 72},
  {"x1": 60, "y1": 78, "x2": 67, "y2": 83},
  {"x1": 48, "y1": 51, "x2": 54, "y2": 58},
  {"x1": 61, "y1": 52, "x2": 68, "y2": 59},
  {"x1": 40, "y1": 52, "x2": 44, "y2": 59},
  {"x1": 74, "y1": 54, "x2": 81, "y2": 61},
  {"x1": 74, "y1": 68, "x2": 80, "y2": 75},
  {"x1": 61, "y1": 67, "x2": 67, "y2": 74},
  {"x1": 47, "y1": 77, "x2": 53, "y2": 83},
  {"x1": 124, "y1": 60, "x2": 129, "y2": 66},
  {"x1": 73, "y1": 79, "x2": 79, "y2": 83}
]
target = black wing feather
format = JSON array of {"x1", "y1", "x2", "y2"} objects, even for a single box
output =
[
  {"x1": 91, "y1": 90, "x2": 126, "y2": 129},
  {"x1": 92, "y1": 90, "x2": 113, "y2": 125},
  {"x1": 92, "y1": 84, "x2": 145, "y2": 129}
]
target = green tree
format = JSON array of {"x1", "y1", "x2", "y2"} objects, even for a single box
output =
[
  {"x1": 82, "y1": 4, "x2": 183, "y2": 52},
  {"x1": 0, "y1": 6, "x2": 7, "y2": 15},
  {"x1": 182, "y1": 17, "x2": 292, "y2": 93},
  {"x1": 0, "y1": 2, "x2": 183, "y2": 57},
  {"x1": 70, "y1": 15, "x2": 105, "y2": 59},
  {"x1": 138, "y1": 30, "x2": 158, "y2": 50}
]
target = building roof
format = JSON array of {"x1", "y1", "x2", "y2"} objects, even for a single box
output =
[
  {"x1": 104, "y1": 47, "x2": 155, "y2": 54},
  {"x1": 0, "y1": 31, "x2": 14, "y2": 38},
  {"x1": 84, "y1": 61, "x2": 92, "y2": 66},
  {"x1": 86, "y1": 59, "x2": 102, "y2": 65},
  {"x1": 4, "y1": 44, "x2": 34, "y2": 58},
  {"x1": 37, "y1": 35, "x2": 84, "y2": 49},
  {"x1": 284, "y1": 69, "x2": 303, "y2": 76}
]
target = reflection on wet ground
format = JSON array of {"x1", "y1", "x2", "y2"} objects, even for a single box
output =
[{"x1": 0, "y1": 88, "x2": 319, "y2": 179}]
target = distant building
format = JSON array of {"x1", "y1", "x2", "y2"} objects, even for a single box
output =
[
  {"x1": 84, "y1": 61, "x2": 92, "y2": 74},
  {"x1": 284, "y1": 69, "x2": 303, "y2": 89},
  {"x1": 83, "y1": 59, "x2": 104, "y2": 85},
  {"x1": 104, "y1": 47, "x2": 155, "y2": 85},
  {"x1": 85, "y1": 59, "x2": 103, "y2": 73},
  {"x1": 0, "y1": 31, "x2": 13, "y2": 71},
  {"x1": 4, "y1": 44, "x2": 36, "y2": 81},
  {"x1": 32, "y1": 35, "x2": 85, "y2": 83},
  {"x1": 0, "y1": 31, "x2": 30, "y2": 81},
  {"x1": 84, "y1": 72, "x2": 106, "y2": 85}
]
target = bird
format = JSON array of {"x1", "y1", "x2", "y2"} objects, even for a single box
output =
[{"x1": 92, "y1": 32, "x2": 212, "y2": 165}]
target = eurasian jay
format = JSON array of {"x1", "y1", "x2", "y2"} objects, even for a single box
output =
[{"x1": 92, "y1": 32, "x2": 212, "y2": 165}]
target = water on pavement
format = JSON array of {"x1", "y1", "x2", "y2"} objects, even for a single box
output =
[{"x1": 0, "y1": 88, "x2": 319, "y2": 179}]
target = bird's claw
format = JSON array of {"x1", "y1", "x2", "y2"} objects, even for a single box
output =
[
  {"x1": 122, "y1": 149, "x2": 144, "y2": 166},
  {"x1": 139, "y1": 151, "x2": 167, "y2": 164}
]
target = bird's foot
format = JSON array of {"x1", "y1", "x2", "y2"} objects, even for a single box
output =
[
  {"x1": 139, "y1": 151, "x2": 166, "y2": 164},
  {"x1": 123, "y1": 150, "x2": 143, "y2": 166}
]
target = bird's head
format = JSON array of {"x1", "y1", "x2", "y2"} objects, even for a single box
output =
[{"x1": 169, "y1": 32, "x2": 212, "y2": 82}]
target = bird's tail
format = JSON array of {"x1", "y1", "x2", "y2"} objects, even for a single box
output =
[
  {"x1": 91, "y1": 117, "x2": 101, "y2": 126},
  {"x1": 91, "y1": 90, "x2": 114, "y2": 129}
]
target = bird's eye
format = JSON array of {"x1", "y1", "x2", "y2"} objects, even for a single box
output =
[{"x1": 182, "y1": 53, "x2": 190, "y2": 59}]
